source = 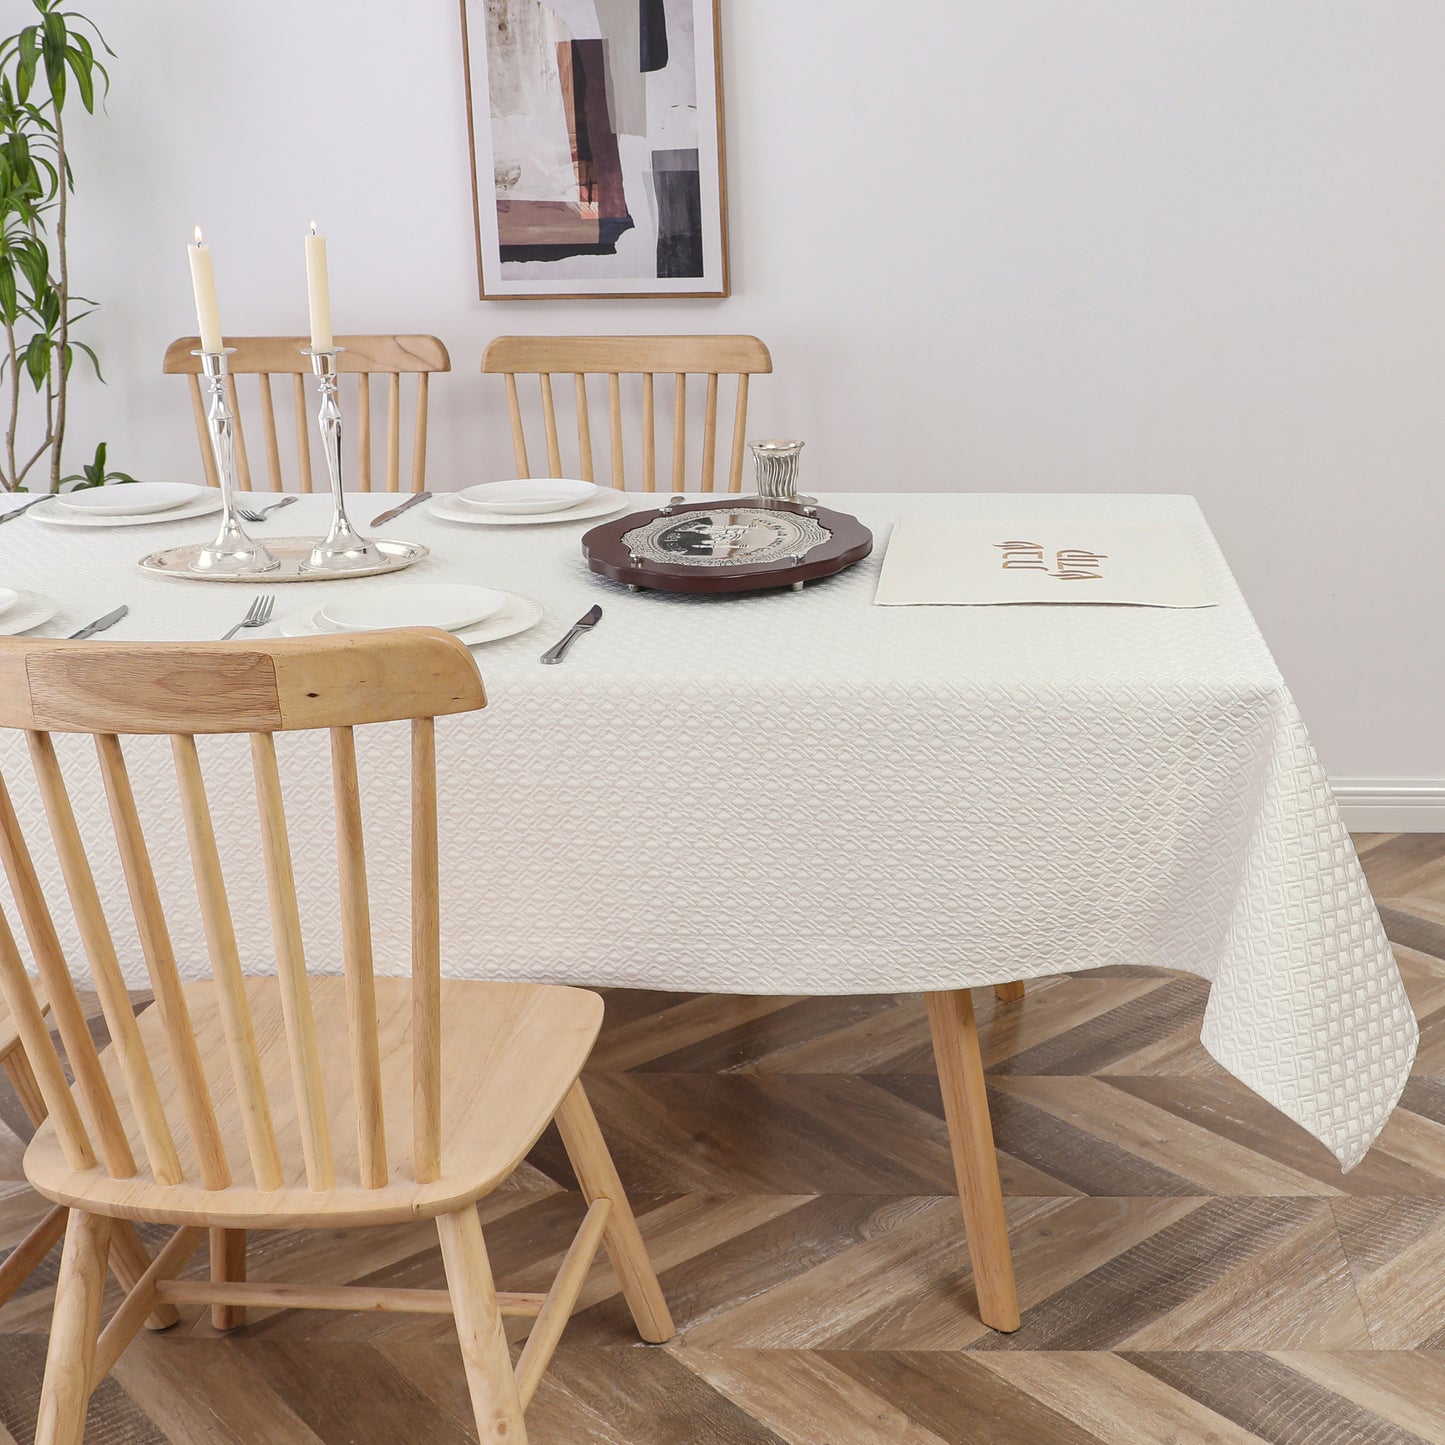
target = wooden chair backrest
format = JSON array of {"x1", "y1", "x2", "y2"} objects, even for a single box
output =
[
  {"x1": 482, "y1": 335, "x2": 772, "y2": 493},
  {"x1": 164, "y1": 336, "x2": 450, "y2": 494},
  {"x1": 0, "y1": 632, "x2": 485, "y2": 1196}
]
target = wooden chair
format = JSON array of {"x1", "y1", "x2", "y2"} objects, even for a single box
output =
[
  {"x1": 482, "y1": 335, "x2": 772, "y2": 492},
  {"x1": 0, "y1": 998, "x2": 183, "y2": 1336},
  {"x1": 0, "y1": 631, "x2": 671, "y2": 1445},
  {"x1": 163, "y1": 336, "x2": 450, "y2": 493}
]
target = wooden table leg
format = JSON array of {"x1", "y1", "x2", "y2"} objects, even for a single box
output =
[
  {"x1": 924, "y1": 988, "x2": 1020, "y2": 1332},
  {"x1": 994, "y1": 982, "x2": 1026, "y2": 1004}
]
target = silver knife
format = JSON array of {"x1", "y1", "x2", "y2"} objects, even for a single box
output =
[
  {"x1": 370, "y1": 491, "x2": 431, "y2": 527},
  {"x1": 540, "y1": 604, "x2": 602, "y2": 664},
  {"x1": 68, "y1": 605, "x2": 128, "y2": 640},
  {"x1": 0, "y1": 495, "x2": 50, "y2": 525}
]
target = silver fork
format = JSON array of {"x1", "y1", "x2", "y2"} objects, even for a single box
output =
[
  {"x1": 237, "y1": 496, "x2": 298, "y2": 523},
  {"x1": 220, "y1": 595, "x2": 274, "y2": 640}
]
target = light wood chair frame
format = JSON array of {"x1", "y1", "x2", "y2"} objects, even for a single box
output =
[
  {"x1": 482, "y1": 334, "x2": 772, "y2": 493},
  {"x1": 0, "y1": 1009, "x2": 182, "y2": 1336},
  {"x1": 0, "y1": 631, "x2": 671, "y2": 1445},
  {"x1": 163, "y1": 335, "x2": 450, "y2": 494}
]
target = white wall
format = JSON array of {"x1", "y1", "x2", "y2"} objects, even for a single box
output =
[{"x1": 51, "y1": 0, "x2": 1445, "y2": 799}]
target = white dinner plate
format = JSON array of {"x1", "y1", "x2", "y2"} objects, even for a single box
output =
[
  {"x1": 55, "y1": 482, "x2": 204, "y2": 516},
  {"x1": 428, "y1": 487, "x2": 629, "y2": 528},
  {"x1": 320, "y1": 583, "x2": 508, "y2": 635},
  {"x1": 0, "y1": 590, "x2": 58, "y2": 636},
  {"x1": 279, "y1": 591, "x2": 544, "y2": 647},
  {"x1": 0, "y1": 587, "x2": 18, "y2": 620},
  {"x1": 31, "y1": 489, "x2": 223, "y2": 528},
  {"x1": 456, "y1": 479, "x2": 599, "y2": 515}
]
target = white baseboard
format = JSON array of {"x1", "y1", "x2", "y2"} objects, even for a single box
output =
[{"x1": 1332, "y1": 779, "x2": 1445, "y2": 833}]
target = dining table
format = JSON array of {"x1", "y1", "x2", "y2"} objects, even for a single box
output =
[{"x1": 0, "y1": 485, "x2": 1419, "y2": 1333}]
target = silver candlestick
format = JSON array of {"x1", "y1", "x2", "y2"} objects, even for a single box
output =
[
  {"x1": 190, "y1": 349, "x2": 278, "y2": 574},
  {"x1": 302, "y1": 347, "x2": 384, "y2": 572}
]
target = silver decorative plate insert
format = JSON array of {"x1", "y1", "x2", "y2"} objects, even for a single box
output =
[{"x1": 621, "y1": 507, "x2": 832, "y2": 568}]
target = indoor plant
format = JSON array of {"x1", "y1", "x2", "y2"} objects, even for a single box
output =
[{"x1": 0, "y1": 0, "x2": 111, "y2": 492}]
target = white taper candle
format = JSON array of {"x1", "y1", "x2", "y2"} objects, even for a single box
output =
[
  {"x1": 305, "y1": 221, "x2": 334, "y2": 351},
  {"x1": 187, "y1": 226, "x2": 223, "y2": 353}
]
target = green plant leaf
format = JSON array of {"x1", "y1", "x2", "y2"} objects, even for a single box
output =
[
  {"x1": 23, "y1": 331, "x2": 48, "y2": 389},
  {"x1": 65, "y1": 47, "x2": 91, "y2": 112},
  {"x1": 15, "y1": 27, "x2": 38, "y2": 101},
  {"x1": 44, "y1": 53, "x2": 64, "y2": 110}
]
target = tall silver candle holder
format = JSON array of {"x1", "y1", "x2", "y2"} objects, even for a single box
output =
[
  {"x1": 189, "y1": 349, "x2": 278, "y2": 574},
  {"x1": 301, "y1": 346, "x2": 385, "y2": 572}
]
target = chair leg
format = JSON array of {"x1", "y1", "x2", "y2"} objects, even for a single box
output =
[
  {"x1": 994, "y1": 981, "x2": 1026, "y2": 1004},
  {"x1": 553, "y1": 1080, "x2": 673, "y2": 1344},
  {"x1": 0, "y1": 1204, "x2": 67, "y2": 1309},
  {"x1": 1, "y1": 1049, "x2": 47, "y2": 1127},
  {"x1": 436, "y1": 1205, "x2": 528, "y2": 1445},
  {"x1": 208, "y1": 1228, "x2": 247, "y2": 1330},
  {"x1": 924, "y1": 988, "x2": 1020, "y2": 1332},
  {"x1": 35, "y1": 1210, "x2": 111, "y2": 1445},
  {"x1": 1, "y1": 1048, "x2": 178, "y2": 1331},
  {"x1": 107, "y1": 1221, "x2": 182, "y2": 1332}
]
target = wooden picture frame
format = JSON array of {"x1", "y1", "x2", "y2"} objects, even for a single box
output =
[{"x1": 459, "y1": 0, "x2": 730, "y2": 300}]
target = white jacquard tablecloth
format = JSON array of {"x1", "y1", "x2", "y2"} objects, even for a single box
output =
[{"x1": 0, "y1": 490, "x2": 1418, "y2": 1170}]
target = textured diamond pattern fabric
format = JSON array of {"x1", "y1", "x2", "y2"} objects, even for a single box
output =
[{"x1": 0, "y1": 491, "x2": 1417, "y2": 1170}]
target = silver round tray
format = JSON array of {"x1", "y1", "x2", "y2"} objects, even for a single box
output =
[{"x1": 137, "y1": 536, "x2": 428, "y2": 582}]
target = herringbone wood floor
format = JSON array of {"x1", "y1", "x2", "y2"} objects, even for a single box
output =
[{"x1": 0, "y1": 833, "x2": 1442, "y2": 1443}]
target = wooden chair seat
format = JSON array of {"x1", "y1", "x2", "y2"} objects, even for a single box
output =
[{"x1": 25, "y1": 977, "x2": 601, "y2": 1229}]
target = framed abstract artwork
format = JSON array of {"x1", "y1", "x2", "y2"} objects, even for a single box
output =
[{"x1": 460, "y1": 0, "x2": 729, "y2": 299}]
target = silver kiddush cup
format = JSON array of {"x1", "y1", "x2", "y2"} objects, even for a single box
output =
[{"x1": 750, "y1": 438, "x2": 804, "y2": 500}]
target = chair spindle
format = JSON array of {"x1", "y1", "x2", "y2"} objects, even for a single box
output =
[
  {"x1": 608, "y1": 374, "x2": 623, "y2": 487},
  {"x1": 224, "y1": 376, "x2": 252, "y2": 491},
  {"x1": 95, "y1": 735, "x2": 230, "y2": 1190},
  {"x1": 250, "y1": 732, "x2": 334, "y2": 1190},
  {"x1": 357, "y1": 373, "x2": 373, "y2": 492},
  {"x1": 672, "y1": 374, "x2": 686, "y2": 488},
  {"x1": 0, "y1": 769, "x2": 134, "y2": 1177},
  {"x1": 540, "y1": 374, "x2": 562, "y2": 476},
  {"x1": 0, "y1": 908, "x2": 95, "y2": 1169},
  {"x1": 505, "y1": 374, "x2": 530, "y2": 477},
  {"x1": 28, "y1": 733, "x2": 183, "y2": 1185},
  {"x1": 642, "y1": 374, "x2": 656, "y2": 490},
  {"x1": 729, "y1": 375, "x2": 750, "y2": 493},
  {"x1": 292, "y1": 374, "x2": 312, "y2": 493},
  {"x1": 411, "y1": 374, "x2": 429, "y2": 492},
  {"x1": 188, "y1": 377, "x2": 220, "y2": 488},
  {"x1": 330, "y1": 726, "x2": 388, "y2": 1188},
  {"x1": 575, "y1": 374, "x2": 594, "y2": 481},
  {"x1": 171, "y1": 736, "x2": 282, "y2": 1189},
  {"x1": 702, "y1": 373, "x2": 719, "y2": 492},
  {"x1": 411, "y1": 716, "x2": 441, "y2": 1184},
  {"x1": 258, "y1": 375, "x2": 283, "y2": 493},
  {"x1": 385, "y1": 374, "x2": 401, "y2": 493}
]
